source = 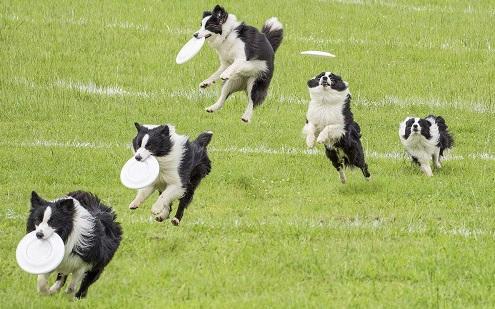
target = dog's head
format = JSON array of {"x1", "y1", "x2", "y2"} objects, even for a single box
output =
[
  {"x1": 307, "y1": 72, "x2": 348, "y2": 95},
  {"x1": 133, "y1": 123, "x2": 173, "y2": 161},
  {"x1": 27, "y1": 191, "x2": 75, "y2": 241},
  {"x1": 400, "y1": 117, "x2": 433, "y2": 140},
  {"x1": 194, "y1": 5, "x2": 228, "y2": 40}
]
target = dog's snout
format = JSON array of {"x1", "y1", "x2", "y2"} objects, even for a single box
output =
[
  {"x1": 193, "y1": 32, "x2": 199, "y2": 38},
  {"x1": 135, "y1": 154, "x2": 142, "y2": 161},
  {"x1": 413, "y1": 124, "x2": 418, "y2": 129},
  {"x1": 322, "y1": 76, "x2": 328, "y2": 80},
  {"x1": 36, "y1": 231, "x2": 44, "y2": 239}
]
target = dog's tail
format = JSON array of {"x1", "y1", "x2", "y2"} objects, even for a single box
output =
[
  {"x1": 262, "y1": 17, "x2": 283, "y2": 52},
  {"x1": 195, "y1": 131, "x2": 213, "y2": 148}
]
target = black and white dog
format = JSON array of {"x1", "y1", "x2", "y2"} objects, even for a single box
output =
[
  {"x1": 129, "y1": 123, "x2": 212, "y2": 225},
  {"x1": 399, "y1": 115, "x2": 454, "y2": 176},
  {"x1": 303, "y1": 72, "x2": 370, "y2": 183},
  {"x1": 27, "y1": 191, "x2": 122, "y2": 299},
  {"x1": 194, "y1": 5, "x2": 283, "y2": 123}
]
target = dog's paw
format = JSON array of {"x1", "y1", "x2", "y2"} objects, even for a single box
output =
[
  {"x1": 154, "y1": 205, "x2": 171, "y2": 222},
  {"x1": 38, "y1": 286, "x2": 51, "y2": 295},
  {"x1": 151, "y1": 202, "x2": 163, "y2": 216},
  {"x1": 128, "y1": 201, "x2": 140, "y2": 210},
  {"x1": 205, "y1": 104, "x2": 219, "y2": 113},
  {"x1": 199, "y1": 80, "x2": 213, "y2": 89},
  {"x1": 316, "y1": 133, "x2": 328, "y2": 144},
  {"x1": 306, "y1": 135, "x2": 316, "y2": 148},
  {"x1": 171, "y1": 218, "x2": 180, "y2": 226},
  {"x1": 241, "y1": 117, "x2": 250, "y2": 123}
]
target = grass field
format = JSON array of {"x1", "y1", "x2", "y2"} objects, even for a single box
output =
[{"x1": 1, "y1": 0, "x2": 494, "y2": 307}]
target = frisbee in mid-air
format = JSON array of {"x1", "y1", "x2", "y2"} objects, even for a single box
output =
[
  {"x1": 16, "y1": 231, "x2": 65, "y2": 275},
  {"x1": 300, "y1": 50, "x2": 336, "y2": 58},
  {"x1": 176, "y1": 37, "x2": 206, "y2": 64},
  {"x1": 120, "y1": 156, "x2": 160, "y2": 189}
]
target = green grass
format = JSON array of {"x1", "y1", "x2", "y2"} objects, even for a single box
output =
[{"x1": 1, "y1": 0, "x2": 494, "y2": 307}]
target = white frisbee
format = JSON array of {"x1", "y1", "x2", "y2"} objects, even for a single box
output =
[
  {"x1": 16, "y1": 231, "x2": 65, "y2": 275},
  {"x1": 120, "y1": 156, "x2": 160, "y2": 189},
  {"x1": 300, "y1": 50, "x2": 336, "y2": 58},
  {"x1": 176, "y1": 37, "x2": 206, "y2": 64}
]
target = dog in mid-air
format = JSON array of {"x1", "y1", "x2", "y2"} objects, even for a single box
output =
[
  {"x1": 303, "y1": 72, "x2": 370, "y2": 183},
  {"x1": 129, "y1": 123, "x2": 212, "y2": 225},
  {"x1": 27, "y1": 191, "x2": 122, "y2": 299},
  {"x1": 399, "y1": 115, "x2": 454, "y2": 176},
  {"x1": 194, "y1": 4, "x2": 283, "y2": 123}
]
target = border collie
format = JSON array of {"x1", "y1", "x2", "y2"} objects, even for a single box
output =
[
  {"x1": 399, "y1": 115, "x2": 454, "y2": 176},
  {"x1": 194, "y1": 5, "x2": 283, "y2": 123},
  {"x1": 303, "y1": 72, "x2": 370, "y2": 183},
  {"x1": 27, "y1": 191, "x2": 122, "y2": 299},
  {"x1": 129, "y1": 123, "x2": 212, "y2": 225}
]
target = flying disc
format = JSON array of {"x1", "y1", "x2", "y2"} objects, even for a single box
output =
[
  {"x1": 120, "y1": 156, "x2": 160, "y2": 189},
  {"x1": 300, "y1": 50, "x2": 336, "y2": 57},
  {"x1": 16, "y1": 231, "x2": 65, "y2": 275},
  {"x1": 176, "y1": 37, "x2": 206, "y2": 64}
]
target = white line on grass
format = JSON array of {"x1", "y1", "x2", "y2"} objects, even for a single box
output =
[
  {"x1": 11, "y1": 77, "x2": 495, "y2": 114},
  {"x1": 3, "y1": 12, "x2": 493, "y2": 53},
  {"x1": 1, "y1": 140, "x2": 494, "y2": 161},
  {"x1": 317, "y1": 0, "x2": 495, "y2": 16}
]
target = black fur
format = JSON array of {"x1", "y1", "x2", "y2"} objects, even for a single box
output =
[
  {"x1": 133, "y1": 123, "x2": 172, "y2": 156},
  {"x1": 201, "y1": 5, "x2": 283, "y2": 116},
  {"x1": 175, "y1": 132, "x2": 213, "y2": 222},
  {"x1": 323, "y1": 95, "x2": 370, "y2": 178},
  {"x1": 204, "y1": 5, "x2": 227, "y2": 34},
  {"x1": 132, "y1": 124, "x2": 213, "y2": 224},
  {"x1": 428, "y1": 115, "x2": 454, "y2": 156},
  {"x1": 27, "y1": 191, "x2": 122, "y2": 299}
]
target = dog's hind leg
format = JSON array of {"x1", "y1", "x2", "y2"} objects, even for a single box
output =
[
  {"x1": 49, "y1": 273, "x2": 67, "y2": 294},
  {"x1": 206, "y1": 78, "x2": 243, "y2": 113},
  {"x1": 129, "y1": 186, "x2": 155, "y2": 209},
  {"x1": 74, "y1": 268, "x2": 103, "y2": 299},
  {"x1": 172, "y1": 172, "x2": 205, "y2": 226},
  {"x1": 242, "y1": 77, "x2": 268, "y2": 123},
  {"x1": 325, "y1": 145, "x2": 346, "y2": 184}
]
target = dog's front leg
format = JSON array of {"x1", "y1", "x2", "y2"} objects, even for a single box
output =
[
  {"x1": 151, "y1": 184, "x2": 185, "y2": 222},
  {"x1": 200, "y1": 63, "x2": 228, "y2": 89},
  {"x1": 303, "y1": 122, "x2": 317, "y2": 148},
  {"x1": 420, "y1": 162, "x2": 433, "y2": 177},
  {"x1": 37, "y1": 273, "x2": 51, "y2": 295},
  {"x1": 219, "y1": 60, "x2": 243, "y2": 81},
  {"x1": 129, "y1": 186, "x2": 155, "y2": 209},
  {"x1": 317, "y1": 124, "x2": 345, "y2": 145}
]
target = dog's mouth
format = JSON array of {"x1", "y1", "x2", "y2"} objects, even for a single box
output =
[
  {"x1": 204, "y1": 34, "x2": 212, "y2": 39},
  {"x1": 321, "y1": 82, "x2": 330, "y2": 87}
]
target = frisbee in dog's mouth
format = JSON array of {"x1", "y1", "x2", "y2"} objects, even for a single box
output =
[{"x1": 176, "y1": 37, "x2": 206, "y2": 64}]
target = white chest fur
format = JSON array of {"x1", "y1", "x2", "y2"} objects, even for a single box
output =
[
  {"x1": 155, "y1": 133, "x2": 188, "y2": 186},
  {"x1": 306, "y1": 98, "x2": 345, "y2": 132}
]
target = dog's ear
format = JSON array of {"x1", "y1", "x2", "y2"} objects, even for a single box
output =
[
  {"x1": 134, "y1": 122, "x2": 142, "y2": 131},
  {"x1": 31, "y1": 191, "x2": 47, "y2": 208},
  {"x1": 330, "y1": 74, "x2": 348, "y2": 91},
  {"x1": 213, "y1": 5, "x2": 228, "y2": 23},
  {"x1": 159, "y1": 125, "x2": 170, "y2": 136},
  {"x1": 203, "y1": 11, "x2": 212, "y2": 18},
  {"x1": 59, "y1": 199, "x2": 74, "y2": 212},
  {"x1": 307, "y1": 77, "x2": 319, "y2": 88}
]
